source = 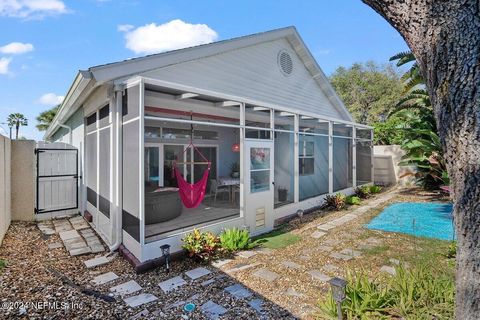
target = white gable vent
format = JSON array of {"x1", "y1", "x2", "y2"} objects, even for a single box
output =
[{"x1": 278, "y1": 50, "x2": 293, "y2": 76}]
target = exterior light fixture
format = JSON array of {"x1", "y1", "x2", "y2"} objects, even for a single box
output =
[
  {"x1": 231, "y1": 143, "x2": 240, "y2": 152},
  {"x1": 160, "y1": 244, "x2": 171, "y2": 273},
  {"x1": 328, "y1": 277, "x2": 347, "y2": 320}
]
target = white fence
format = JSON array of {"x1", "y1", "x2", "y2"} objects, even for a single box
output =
[{"x1": 0, "y1": 135, "x2": 11, "y2": 245}]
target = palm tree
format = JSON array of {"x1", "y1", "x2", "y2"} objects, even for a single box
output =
[
  {"x1": 7, "y1": 113, "x2": 28, "y2": 139},
  {"x1": 389, "y1": 51, "x2": 431, "y2": 117},
  {"x1": 36, "y1": 105, "x2": 60, "y2": 131}
]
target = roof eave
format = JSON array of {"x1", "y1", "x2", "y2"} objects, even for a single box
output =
[{"x1": 43, "y1": 71, "x2": 93, "y2": 140}]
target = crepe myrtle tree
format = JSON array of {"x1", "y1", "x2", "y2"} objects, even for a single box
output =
[{"x1": 361, "y1": 0, "x2": 480, "y2": 318}]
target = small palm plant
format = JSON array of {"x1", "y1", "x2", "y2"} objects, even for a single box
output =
[{"x1": 7, "y1": 113, "x2": 28, "y2": 139}]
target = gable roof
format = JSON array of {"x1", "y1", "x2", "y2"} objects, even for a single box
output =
[{"x1": 45, "y1": 26, "x2": 352, "y2": 140}]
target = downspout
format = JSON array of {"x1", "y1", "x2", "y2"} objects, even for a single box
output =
[
  {"x1": 109, "y1": 87, "x2": 123, "y2": 251},
  {"x1": 58, "y1": 124, "x2": 72, "y2": 144}
]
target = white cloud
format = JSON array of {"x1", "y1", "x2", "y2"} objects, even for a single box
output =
[
  {"x1": 117, "y1": 24, "x2": 133, "y2": 32},
  {"x1": 120, "y1": 19, "x2": 218, "y2": 55},
  {"x1": 0, "y1": 0, "x2": 68, "y2": 19},
  {"x1": 37, "y1": 93, "x2": 64, "y2": 105},
  {"x1": 0, "y1": 42, "x2": 34, "y2": 54},
  {"x1": 0, "y1": 57, "x2": 12, "y2": 74}
]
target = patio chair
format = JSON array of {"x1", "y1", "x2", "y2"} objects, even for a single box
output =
[{"x1": 210, "y1": 179, "x2": 230, "y2": 204}]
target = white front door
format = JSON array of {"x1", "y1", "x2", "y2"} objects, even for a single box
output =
[{"x1": 244, "y1": 140, "x2": 274, "y2": 234}]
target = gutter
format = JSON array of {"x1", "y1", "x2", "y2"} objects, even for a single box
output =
[{"x1": 57, "y1": 124, "x2": 72, "y2": 144}]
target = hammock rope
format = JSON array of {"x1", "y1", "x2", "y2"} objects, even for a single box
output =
[{"x1": 172, "y1": 113, "x2": 211, "y2": 208}]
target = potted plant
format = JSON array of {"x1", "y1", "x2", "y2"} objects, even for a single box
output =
[
  {"x1": 278, "y1": 186, "x2": 288, "y2": 202},
  {"x1": 230, "y1": 162, "x2": 240, "y2": 178}
]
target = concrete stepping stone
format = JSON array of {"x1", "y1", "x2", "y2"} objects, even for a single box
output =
[
  {"x1": 226, "y1": 262, "x2": 260, "y2": 274},
  {"x1": 308, "y1": 270, "x2": 331, "y2": 282},
  {"x1": 358, "y1": 243, "x2": 376, "y2": 250},
  {"x1": 110, "y1": 280, "x2": 142, "y2": 296},
  {"x1": 224, "y1": 284, "x2": 252, "y2": 299},
  {"x1": 59, "y1": 230, "x2": 80, "y2": 241},
  {"x1": 317, "y1": 223, "x2": 336, "y2": 231},
  {"x1": 124, "y1": 293, "x2": 158, "y2": 308},
  {"x1": 185, "y1": 267, "x2": 211, "y2": 280},
  {"x1": 248, "y1": 298, "x2": 264, "y2": 314},
  {"x1": 92, "y1": 272, "x2": 118, "y2": 285},
  {"x1": 253, "y1": 268, "x2": 279, "y2": 282},
  {"x1": 380, "y1": 265, "x2": 396, "y2": 275},
  {"x1": 365, "y1": 237, "x2": 383, "y2": 245},
  {"x1": 389, "y1": 258, "x2": 400, "y2": 265},
  {"x1": 323, "y1": 264, "x2": 340, "y2": 273},
  {"x1": 330, "y1": 252, "x2": 354, "y2": 261},
  {"x1": 311, "y1": 230, "x2": 326, "y2": 239},
  {"x1": 201, "y1": 300, "x2": 227, "y2": 320},
  {"x1": 317, "y1": 245, "x2": 334, "y2": 252},
  {"x1": 84, "y1": 256, "x2": 110, "y2": 268},
  {"x1": 299, "y1": 255, "x2": 310, "y2": 261},
  {"x1": 48, "y1": 242, "x2": 63, "y2": 250},
  {"x1": 211, "y1": 258, "x2": 232, "y2": 268},
  {"x1": 286, "y1": 287, "x2": 304, "y2": 297},
  {"x1": 237, "y1": 250, "x2": 257, "y2": 258},
  {"x1": 339, "y1": 248, "x2": 362, "y2": 258},
  {"x1": 281, "y1": 261, "x2": 302, "y2": 269},
  {"x1": 201, "y1": 279, "x2": 216, "y2": 286},
  {"x1": 70, "y1": 247, "x2": 91, "y2": 256},
  {"x1": 158, "y1": 276, "x2": 187, "y2": 293},
  {"x1": 90, "y1": 245, "x2": 105, "y2": 253}
]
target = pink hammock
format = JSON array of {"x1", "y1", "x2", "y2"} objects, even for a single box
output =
[{"x1": 173, "y1": 144, "x2": 211, "y2": 208}]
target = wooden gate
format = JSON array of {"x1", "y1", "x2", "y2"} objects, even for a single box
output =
[{"x1": 35, "y1": 143, "x2": 78, "y2": 216}]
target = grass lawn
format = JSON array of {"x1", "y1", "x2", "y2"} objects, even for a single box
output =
[{"x1": 253, "y1": 227, "x2": 301, "y2": 249}]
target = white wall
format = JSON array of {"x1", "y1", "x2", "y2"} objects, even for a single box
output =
[
  {"x1": 143, "y1": 38, "x2": 348, "y2": 121},
  {"x1": 374, "y1": 145, "x2": 415, "y2": 186}
]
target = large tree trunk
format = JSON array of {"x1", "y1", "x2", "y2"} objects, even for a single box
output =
[{"x1": 361, "y1": 1, "x2": 480, "y2": 318}]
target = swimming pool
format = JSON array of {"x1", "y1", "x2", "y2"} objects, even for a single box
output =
[{"x1": 365, "y1": 202, "x2": 454, "y2": 241}]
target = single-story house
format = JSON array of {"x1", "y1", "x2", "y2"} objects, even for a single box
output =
[{"x1": 44, "y1": 26, "x2": 373, "y2": 267}]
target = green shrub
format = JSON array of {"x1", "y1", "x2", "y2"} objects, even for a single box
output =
[
  {"x1": 444, "y1": 241, "x2": 456, "y2": 259},
  {"x1": 346, "y1": 195, "x2": 361, "y2": 205},
  {"x1": 219, "y1": 228, "x2": 257, "y2": 252},
  {"x1": 324, "y1": 193, "x2": 346, "y2": 210},
  {"x1": 182, "y1": 229, "x2": 221, "y2": 261},
  {"x1": 0, "y1": 259, "x2": 6, "y2": 272},
  {"x1": 318, "y1": 264, "x2": 454, "y2": 319},
  {"x1": 355, "y1": 186, "x2": 371, "y2": 199},
  {"x1": 369, "y1": 185, "x2": 383, "y2": 194}
]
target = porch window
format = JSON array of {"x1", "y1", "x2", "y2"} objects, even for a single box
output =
[
  {"x1": 250, "y1": 147, "x2": 271, "y2": 193},
  {"x1": 299, "y1": 140, "x2": 314, "y2": 176},
  {"x1": 299, "y1": 134, "x2": 329, "y2": 200}
]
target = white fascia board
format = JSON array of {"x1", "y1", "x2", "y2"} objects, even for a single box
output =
[{"x1": 44, "y1": 71, "x2": 94, "y2": 140}]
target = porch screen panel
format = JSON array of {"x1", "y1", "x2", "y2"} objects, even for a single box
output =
[
  {"x1": 122, "y1": 86, "x2": 141, "y2": 242},
  {"x1": 98, "y1": 128, "x2": 110, "y2": 217},
  {"x1": 356, "y1": 140, "x2": 373, "y2": 185},
  {"x1": 299, "y1": 135, "x2": 329, "y2": 200},
  {"x1": 333, "y1": 137, "x2": 353, "y2": 191},
  {"x1": 86, "y1": 133, "x2": 97, "y2": 207},
  {"x1": 274, "y1": 131, "x2": 294, "y2": 207}
]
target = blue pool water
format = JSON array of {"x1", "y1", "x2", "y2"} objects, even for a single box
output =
[{"x1": 366, "y1": 202, "x2": 454, "y2": 241}]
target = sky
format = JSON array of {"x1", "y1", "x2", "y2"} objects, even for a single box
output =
[{"x1": 0, "y1": 0, "x2": 408, "y2": 140}]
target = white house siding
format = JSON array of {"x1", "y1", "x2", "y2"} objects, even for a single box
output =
[{"x1": 142, "y1": 38, "x2": 348, "y2": 121}]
